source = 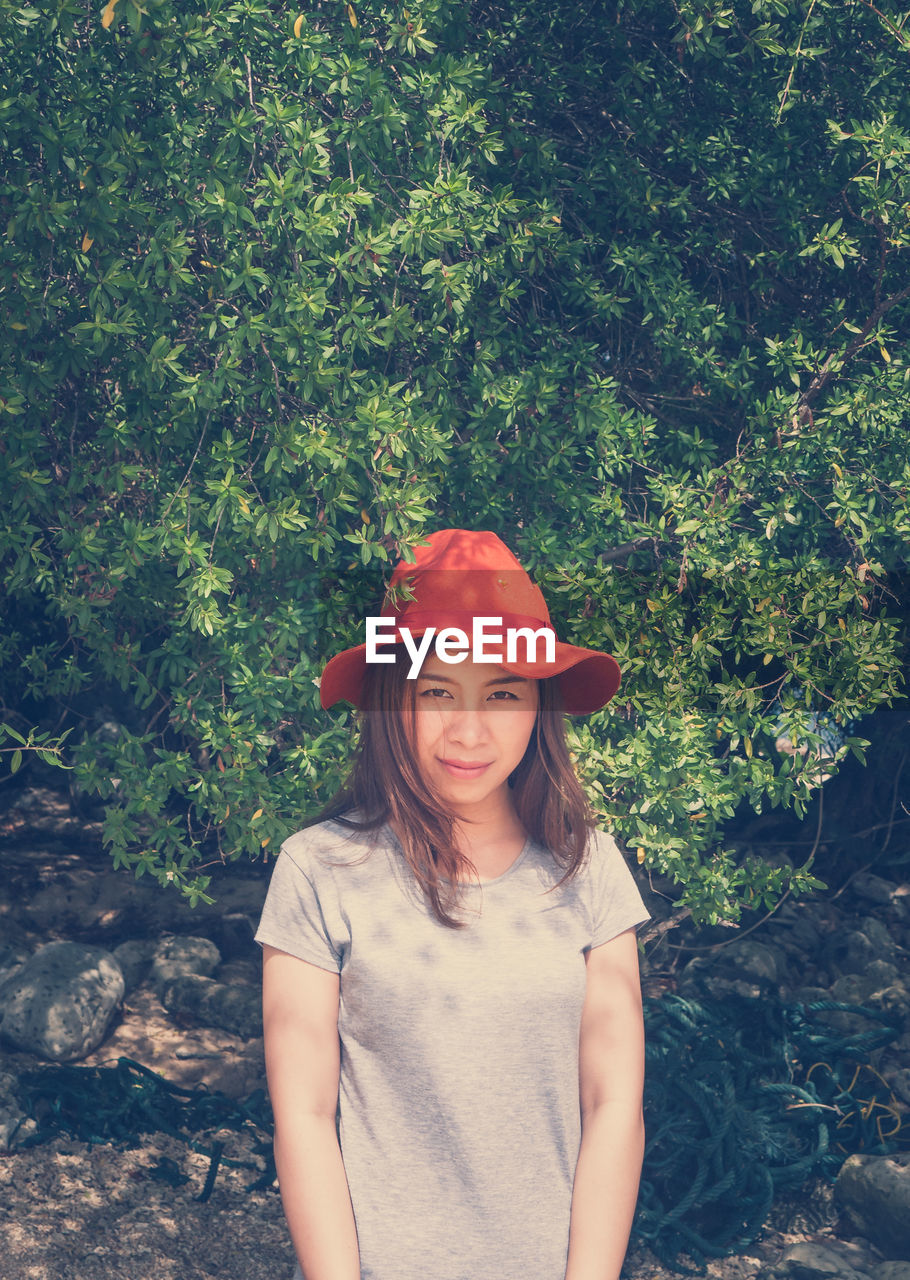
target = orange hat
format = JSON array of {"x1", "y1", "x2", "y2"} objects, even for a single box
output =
[{"x1": 319, "y1": 529, "x2": 621, "y2": 715}]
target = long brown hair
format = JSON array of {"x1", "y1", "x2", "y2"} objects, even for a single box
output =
[{"x1": 310, "y1": 649, "x2": 596, "y2": 928}]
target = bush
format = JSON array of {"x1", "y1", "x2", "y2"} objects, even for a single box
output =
[{"x1": 1, "y1": 0, "x2": 907, "y2": 922}]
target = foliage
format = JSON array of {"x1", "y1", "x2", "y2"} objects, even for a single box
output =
[{"x1": 1, "y1": 0, "x2": 908, "y2": 922}]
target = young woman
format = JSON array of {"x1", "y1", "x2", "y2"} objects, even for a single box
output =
[{"x1": 255, "y1": 528, "x2": 650, "y2": 1280}]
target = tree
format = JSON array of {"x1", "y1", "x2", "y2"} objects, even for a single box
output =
[{"x1": 1, "y1": 0, "x2": 907, "y2": 921}]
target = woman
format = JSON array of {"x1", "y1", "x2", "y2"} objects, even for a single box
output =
[{"x1": 255, "y1": 529, "x2": 650, "y2": 1280}]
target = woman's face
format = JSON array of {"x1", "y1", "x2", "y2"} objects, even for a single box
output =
[{"x1": 407, "y1": 651, "x2": 539, "y2": 820}]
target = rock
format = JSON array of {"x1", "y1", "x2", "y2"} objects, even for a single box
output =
[
  {"x1": 871, "y1": 1265, "x2": 910, "y2": 1280},
  {"x1": 112, "y1": 939, "x2": 155, "y2": 994},
  {"x1": 0, "y1": 941, "x2": 125, "y2": 1062},
  {"x1": 833, "y1": 933, "x2": 882, "y2": 977},
  {"x1": 0, "y1": 1069, "x2": 33, "y2": 1151},
  {"x1": 216, "y1": 958, "x2": 260, "y2": 987},
  {"x1": 0, "y1": 945, "x2": 29, "y2": 1001},
  {"x1": 887, "y1": 1067, "x2": 910, "y2": 1107},
  {"x1": 770, "y1": 1241, "x2": 868, "y2": 1280},
  {"x1": 724, "y1": 938, "x2": 785, "y2": 984},
  {"x1": 831, "y1": 972, "x2": 896, "y2": 1006},
  {"x1": 160, "y1": 973, "x2": 262, "y2": 1039},
  {"x1": 851, "y1": 873, "x2": 898, "y2": 906},
  {"x1": 678, "y1": 937, "x2": 785, "y2": 1002},
  {"x1": 207, "y1": 911, "x2": 257, "y2": 961},
  {"x1": 875, "y1": 1259, "x2": 910, "y2": 1280},
  {"x1": 826, "y1": 916, "x2": 898, "y2": 979},
  {"x1": 771, "y1": 910, "x2": 823, "y2": 956},
  {"x1": 22, "y1": 866, "x2": 268, "y2": 942},
  {"x1": 151, "y1": 935, "x2": 221, "y2": 996},
  {"x1": 858, "y1": 916, "x2": 898, "y2": 955},
  {"x1": 834, "y1": 1153, "x2": 910, "y2": 1258}
]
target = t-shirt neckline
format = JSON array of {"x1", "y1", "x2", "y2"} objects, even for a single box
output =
[
  {"x1": 459, "y1": 835, "x2": 533, "y2": 886},
  {"x1": 381, "y1": 823, "x2": 533, "y2": 887}
]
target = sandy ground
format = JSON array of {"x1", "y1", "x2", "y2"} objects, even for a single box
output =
[{"x1": 0, "y1": 1127, "x2": 857, "y2": 1280}]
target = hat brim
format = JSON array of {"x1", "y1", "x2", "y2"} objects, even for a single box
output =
[{"x1": 319, "y1": 638, "x2": 620, "y2": 716}]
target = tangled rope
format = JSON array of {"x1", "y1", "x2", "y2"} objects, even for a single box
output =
[
  {"x1": 637, "y1": 995, "x2": 905, "y2": 1269},
  {"x1": 15, "y1": 1056, "x2": 276, "y2": 1200},
  {"x1": 11, "y1": 994, "x2": 905, "y2": 1264}
]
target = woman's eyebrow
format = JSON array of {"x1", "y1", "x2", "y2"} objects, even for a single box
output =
[{"x1": 415, "y1": 673, "x2": 529, "y2": 687}]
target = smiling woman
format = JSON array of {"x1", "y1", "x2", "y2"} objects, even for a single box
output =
[
  {"x1": 410, "y1": 657, "x2": 540, "y2": 877},
  {"x1": 254, "y1": 529, "x2": 650, "y2": 1280}
]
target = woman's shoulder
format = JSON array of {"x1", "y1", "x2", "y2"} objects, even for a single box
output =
[
  {"x1": 581, "y1": 825, "x2": 637, "y2": 876},
  {"x1": 280, "y1": 813, "x2": 390, "y2": 875}
]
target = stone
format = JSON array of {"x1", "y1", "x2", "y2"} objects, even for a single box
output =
[
  {"x1": 0, "y1": 945, "x2": 29, "y2": 1001},
  {"x1": 216, "y1": 958, "x2": 260, "y2": 987},
  {"x1": 858, "y1": 916, "x2": 898, "y2": 956},
  {"x1": 0, "y1": 941, "x2": 125, "y2": 1062},
  {"x1": 207, "y1": 911, "x2": 257, "y2": 961},
  {"x1": 773, "y1": 1241, "x2": 867, "y2": 1280},
  {"x1": 871, "y1": 1266, "x2": 910, "y2": 1280},
  {"x1": 112, "y1": 939, "x2": 155, "y2": 994},
  {"x1": 723, "y1": 938, "x2": 785, "y2": 984},
  {"x1": 151, "y1": 935, "x2": 221, "y2": 995},
  {"x1": 887, "y1": 1067, "x2": 910, "y2": 1107},
  {"x1": 851, "y1": 873, "x2": 898, "y2": 906},
  {"x1": 160, "y1": 973, "x2": 262, "y2": 1040},
  {"x1": 834, "y1": 1153, "x2": 910, "y2": 1259},
  {"x1": 0, "y1": 1069, "x2": 28, "y2": 1151},
  {"x1": 836, "y1": 932, "x2": 882, "y2": 977},
  {"x1": 831, "y1": 972, "x2": 896, "y2": 1006}
]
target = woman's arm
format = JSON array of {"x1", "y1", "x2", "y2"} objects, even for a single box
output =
[
  {"x1": 564, "y1": 928, "x2": 646, "y2": 1280},
  {"x1": 262, "y1": 944, "x2": 361, "y2": 1280}
]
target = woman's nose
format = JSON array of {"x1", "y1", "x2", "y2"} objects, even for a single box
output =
[{"x1": 446, "y1": 706, "x2": 488, "y2": 745}]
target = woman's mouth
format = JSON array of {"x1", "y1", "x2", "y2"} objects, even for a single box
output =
[{"x1": 439, "y1": 759, "x2": 492, "y2": 779}]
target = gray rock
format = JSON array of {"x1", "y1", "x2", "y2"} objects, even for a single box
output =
[
  {"x1": 207, "y1": 911, "x2": 257, "y2": 961},
  {"x1": 851, "y1": 873, "x2": 898, "y2": 906},
  {"x1": 871, "y1": 1265, "x2": 910, "y2": 1280},
  {"x1": 773, "y1": 1241, "x2": 867, "y2": 1280},
  {"x1": 151, "y1": 935, "x2": 221, "y2": 995},
  {"x1": 835, "y1": 932, "x2": 882, "y2": 977},
  {"x1": 858, "y1": 916, "x2": 898, "y2": 955},
  {"x1": 216, "y1": 958, "x2": 260, "y2": 987},
  {"x1": 0, "y1": 942, "x2": 125, "y2": 1062},
  {"x1": 112, "y1": 939, "x2": 155, "y2": 994},
  {"x1": 835, "y1": 1153, "x2": 910, "y2": 1258},
  {"x1": 772, "y1": 912, "x2": 823, "y2": 955},
  {"x1": 0, "y1": 946, "x2": 29, "y2": 1001},
  {"x1": 832, "y1": 972, "x2": 895, "y2": 1006},
  {"x1": 160, "y1": 973, "x2": 262, "y2": 1040},
  {"x1": 887, "y1": 1067, "x2": 910, "y2": 1107},
  {"x1": 723, "y1": 938, "x2": 785, "y2": 984}
]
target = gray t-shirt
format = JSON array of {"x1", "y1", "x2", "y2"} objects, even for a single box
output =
[{"x1": 255, "y1": 818, "x2": 650, "y2": 1280}]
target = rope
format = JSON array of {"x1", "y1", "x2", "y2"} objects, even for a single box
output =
[
  {"x1": 636, "y1": 995, "x2": 905, "y2": 1270},
  {"x1": 11, "y1": 995, "x2": 904, "y2": 1265},
  {"x1": 15, "y1": 1056, "x2": 276, "y2": 1200}
]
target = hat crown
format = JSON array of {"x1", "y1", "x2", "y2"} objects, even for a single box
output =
[{"x1": 383, "y1": 530, "x2": 550, "y2": 626}]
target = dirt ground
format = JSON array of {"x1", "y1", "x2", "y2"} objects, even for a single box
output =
[{"x1": 0, "y1": 1125, "x2": 856, "y2": 1280}]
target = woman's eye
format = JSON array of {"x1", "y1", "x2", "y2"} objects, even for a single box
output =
[
  {"x1": 488, "y1": 689, "x2": 518, "y2": 701},
  {"x1": 419, "y1": 686, "x2": 452, "y2": 699}
]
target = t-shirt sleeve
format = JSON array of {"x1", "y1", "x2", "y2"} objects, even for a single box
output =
[
  {"x1": 586, "y1": 828, "x2": 651, "y2": 949},
  {"x1": 254, "y1": 842, "x2": 344, "y2": 973}
]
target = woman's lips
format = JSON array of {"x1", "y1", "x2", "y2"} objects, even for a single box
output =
[{"x1": 439, "y1": 759, "x2": 492, "y2": 779}]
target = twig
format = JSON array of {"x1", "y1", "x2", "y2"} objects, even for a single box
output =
[{"x1": 776, "y1": 0, "x2": 818, "y2": 125}]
